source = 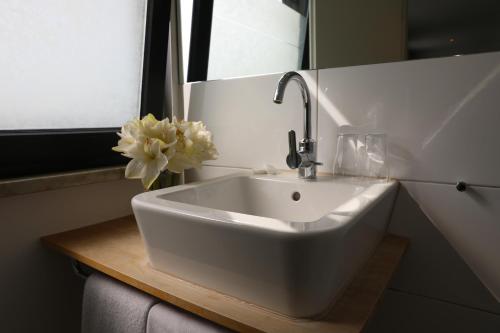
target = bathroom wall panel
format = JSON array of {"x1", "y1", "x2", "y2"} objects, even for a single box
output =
[
  {"x1": 0, "y1": 179, "x2": 142, "y2": 333},
  {"x1": 185, "y1": 51, "x2": 500, "y2": 187},
  {"x1": 184, "y1": 166, "x2": 248, "y2": 183},
  {"x1": 388, "y1": 184, "x2": 500, "y2": 314},
  {"x1": 399, "y1": 181, "x2": 500, "y2": 302},
  {"x1": 317, "y1": 51, "x2": 500, "y2": 186},
  {"x1": 365, "y1": 290, "x2": 500, "y2": 333},
  {"x1": 184, "y1": 70, "x2": 318, "y2": 170}
]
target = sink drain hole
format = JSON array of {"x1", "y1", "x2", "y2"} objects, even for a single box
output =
[{"x1": 291, "y1": 191, "x2": 301, "y2": 201}]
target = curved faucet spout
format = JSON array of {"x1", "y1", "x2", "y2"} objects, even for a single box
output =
[
  {"x1": 273, "y1": 71, "x2": 320, "y2": 179},
  {"x1": 273, "y1": 71, "x2": 312, "y2": 141}
]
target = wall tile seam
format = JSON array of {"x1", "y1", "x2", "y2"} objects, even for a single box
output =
[
  {"x1": 388, "y1": 288, "x2": 500, "y2": 316},
  {"x1": 201, "y1": 165, "x2": 500, "y2": 189},
  {"x1": 400, "y1": 179, "x2": 500, "y2": 189}
]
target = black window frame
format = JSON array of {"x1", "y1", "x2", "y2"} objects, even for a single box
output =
[{"x1": 0, "y1": 0, "x2": 171, "y2": 180}]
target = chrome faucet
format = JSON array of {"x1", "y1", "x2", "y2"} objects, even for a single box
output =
[{"x1": 273, "y1": 71, "x2": 320, "y2": 179}]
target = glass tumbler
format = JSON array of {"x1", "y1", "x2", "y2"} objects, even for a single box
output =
[
  {"x1": 334, "y1": 133, "x2": 365, "y2": 176},
  {"x1": 364, "y1": 133, "x2": 389, "y2": 180}
]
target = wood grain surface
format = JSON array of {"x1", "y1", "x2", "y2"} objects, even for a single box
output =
[{"x1": 42, "y1": 215, "x2": 408, "y2": 333}]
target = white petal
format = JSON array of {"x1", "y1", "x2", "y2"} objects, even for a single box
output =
[
  {"x1": 126, "y1": 141, "x2": 149, "y2": 160},
  {"x1": 142, "y1": 153, "x2": 168, "y2": 189},
  {"x1": 125, "y1": 159, "x2": 146, "y2": 179}
]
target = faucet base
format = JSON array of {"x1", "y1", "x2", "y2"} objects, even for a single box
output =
[
  {"x1": 298, "y1": 140, "x2": 318, "y2": 179},
  {"x1": 299, "y1": 165, "x2": 317, "y2": 179}
]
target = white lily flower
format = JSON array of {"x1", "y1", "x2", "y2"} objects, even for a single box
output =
[
  {"x1": 139, "y1": 114, "x2": 178, "y2": 152},
  {"x1": 167, "y1": 117, "x2": 219, "y2": 173},
  {"x1": 112, "y1": 118, "x2": 143, "y2": 157},
  {"x1": 125, "y1": 137, "x2": 169, "y2": 189}
]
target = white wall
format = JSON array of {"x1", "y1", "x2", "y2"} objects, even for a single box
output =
[
  {"x1": 316, "y1": 51, "x2": 500, "y2": 185},
  {"x1": 0, "y1": 179, "x2": 142, "y2": 332},
  {"x1": 184, "y1": 70, "x2": 317, "y2": 170},
  {"x1": 183, "y1": 51, "x2": 500, "y2": 331}
]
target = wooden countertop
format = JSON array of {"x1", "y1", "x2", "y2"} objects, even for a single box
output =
[{"x1": 42, "y1": 215, "x2": 408, "y2": 333}]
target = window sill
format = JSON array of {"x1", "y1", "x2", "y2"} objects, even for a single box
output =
[{"x1": 0, "y1": 166, "x2": 131, "y2": 198}]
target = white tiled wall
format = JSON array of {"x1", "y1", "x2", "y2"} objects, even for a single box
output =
[
  {"x1": 317, "y1": 51, "x2": 500, "y2": 186},
  {"x1": 183, "y1": 51, "x2": 500, "y2": 330},
  {"x1": 184, "y1": 70, "x2": 317, "y2": 170},
  {"x1": 187, "y1": 52, "x2": 500, "y2": 185}
]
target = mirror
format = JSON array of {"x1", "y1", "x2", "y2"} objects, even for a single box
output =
[{"x1": 178, "y1": 0, "x2": 500, "y2": 82}]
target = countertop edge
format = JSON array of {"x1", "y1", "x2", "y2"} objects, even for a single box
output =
[{"x1": 41, "y1": 216, "x2": 409, "y2": 333}]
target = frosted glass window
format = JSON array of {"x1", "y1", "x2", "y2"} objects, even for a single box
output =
[
  {"x1": 0, "y1": 0, "x2": 148, "y2": 130},
  {"x1": 208, "y1": 0, "x2": 308, "y2": 80}
]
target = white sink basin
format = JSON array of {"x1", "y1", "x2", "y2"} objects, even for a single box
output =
[{"x1": 132, "y1": 172, "x2": 398, "y2": 317}]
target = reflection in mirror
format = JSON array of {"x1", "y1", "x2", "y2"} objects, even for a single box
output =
[
  {"x1": 179, "y1": 0, "x2": 308, "y2": 82},
  {"x1": 311, "y1": 0, "x2": 407, "y2": 69},
  {"x1": 407, "y1": 0, "x2": 500, "y2": 59},
  {"x1": 178, "y1": 0, "x2": 500, "y2": 82}
]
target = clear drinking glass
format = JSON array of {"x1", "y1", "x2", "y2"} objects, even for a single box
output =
[
  {"x1": 334, "y1": 132, "x2": 389, "y2": 180},
  {"x1": 365, "y1": 133, "x2": 389, "y2": 180},
  {"x1": 334, "y1": 133, "x2": 364, "y2": 176}
]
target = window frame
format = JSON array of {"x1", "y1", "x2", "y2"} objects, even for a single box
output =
[{"x1": 0, "y1": 0, "x2": 171, "y2": 179}]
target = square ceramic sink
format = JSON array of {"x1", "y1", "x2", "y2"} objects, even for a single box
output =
[{"x1": 132, "y1": 172, "x2": 398, "y2": 318}]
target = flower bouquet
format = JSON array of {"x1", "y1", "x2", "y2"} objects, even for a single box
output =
[{"x1": 113, "y1": 114, "x2": 218, "y2": 190}]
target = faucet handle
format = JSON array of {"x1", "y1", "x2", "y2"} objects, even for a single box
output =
[{"x1": 286, "y1": 130, "x2": 301, "y2": 169}]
